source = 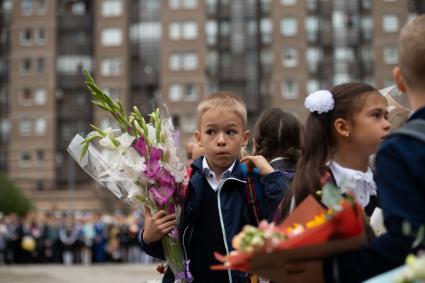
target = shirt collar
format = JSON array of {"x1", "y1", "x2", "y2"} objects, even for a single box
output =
[{"x1": 202, "y1": 157, "x2": 236, "y2": 178}]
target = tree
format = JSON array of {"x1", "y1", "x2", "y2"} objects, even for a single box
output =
[{"x1": 0, "y1": 174, "x2": 32, "y2": 216}]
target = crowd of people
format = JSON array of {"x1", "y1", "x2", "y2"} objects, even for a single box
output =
[{"x1": 0, "y1": 210, "x2": 154, "y2": 265}]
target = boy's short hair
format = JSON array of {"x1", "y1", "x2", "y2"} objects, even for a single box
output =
[
  {"x1": 399, "y1": 15, "x2": 425, "y2": 90},
  {"x1": 197, "y1": 91, "x2": 248, "y2": 129}
]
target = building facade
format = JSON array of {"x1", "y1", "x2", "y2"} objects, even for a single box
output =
[{"x1": 0, "y1": 0, "x2": 420, "y2": 211}]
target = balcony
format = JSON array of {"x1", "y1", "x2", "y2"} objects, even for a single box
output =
[
  {"x1": 130, "y1": 67, "x2": 159, "y2": 87},
  {"x1": 56, "y1": 74, "x2": 86, "y2": 88},
  {"x1": 58, "y1": 14, "x2": 92, "y2": 30}
]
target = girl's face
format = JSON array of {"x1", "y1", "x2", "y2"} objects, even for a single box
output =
[{"x1": 349, "y1": 92, "x2": 391, "y2": 156}]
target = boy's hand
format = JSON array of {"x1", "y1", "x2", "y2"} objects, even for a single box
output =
[
  {"x1": 240, "y1": 155, "x2": 274, "y2": 176},
  {"x1": 143, "y1": 207, "x2": 177, "y2": 243}
]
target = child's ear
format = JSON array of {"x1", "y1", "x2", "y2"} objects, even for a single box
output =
[
  {"x1": 194, "y1": 130, "x2": 202, "y2": 147},
  {"x1": 393, "y1": 66, "x2": 407, "y2": 93},
  {"x1": 334, "y1": 118, "x2": 351, "y2": 138},
  {"x1": 242, "y1": 130, "x2": 250, "y2": 146}
]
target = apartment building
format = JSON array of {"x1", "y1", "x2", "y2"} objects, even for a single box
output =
[{"x1": 0, "y1": 0, "x2": 420, "y2": 211}]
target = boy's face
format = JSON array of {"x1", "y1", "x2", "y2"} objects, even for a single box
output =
[{"x1": 195, "y1": 109, "x2": 249, "y2": 175}]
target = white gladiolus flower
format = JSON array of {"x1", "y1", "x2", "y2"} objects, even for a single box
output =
[{"x1": 117, "y1": 133, "x2": 135, "y2": 152}]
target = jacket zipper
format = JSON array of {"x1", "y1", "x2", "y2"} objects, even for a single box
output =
[{"x1": 216, "y1": 177, "x2": 245, "y2": 283}]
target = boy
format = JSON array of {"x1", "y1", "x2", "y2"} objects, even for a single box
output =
[
  {"x1": 141, "y1": 92, "x2": 287, "y2": 283},
  {"x1": 280, "y1": 15, "x2": 425, "y2": 283}
]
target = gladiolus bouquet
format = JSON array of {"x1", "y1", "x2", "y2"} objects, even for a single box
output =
[{"x1": 67, "y1": 71, "x2": 191, "y2": 282}]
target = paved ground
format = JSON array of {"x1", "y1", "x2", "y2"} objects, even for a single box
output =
[{"x1": 0, "y1": 264, "x2": 162, "y2": 283}]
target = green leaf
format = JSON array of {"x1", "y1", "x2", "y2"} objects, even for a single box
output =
[
  {"x1": 321, "y1": 183, "x2": 343, "y2": 211},
  {"x1": 90, "y1": 124, "x2": 106, "y2": 137},
  {"x1": 412, "y1": 225, "x2": 425, "y2": 248}
]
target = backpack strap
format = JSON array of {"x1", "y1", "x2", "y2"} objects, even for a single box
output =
[
  {"x1": 241, "y1": 164, "x2": 263, "y2": 225},
  {"x1": 393, "y1": 119, "x2": 425, "y2": 143}
]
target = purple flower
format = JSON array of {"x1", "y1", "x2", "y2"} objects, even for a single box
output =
[
  {"x1": 150, "y1": 146, "x2": 162, "y2": 162},
  {"x1": 149, "y1": 185, "x2": 176, "y2": 207},
  {"x1": 134, "y1": 137, "x2": 147, "y2": 157}
]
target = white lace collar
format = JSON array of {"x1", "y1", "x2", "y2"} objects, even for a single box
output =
[{"x1": 328, "y1": 160, "x2": 376, "y2": 208}]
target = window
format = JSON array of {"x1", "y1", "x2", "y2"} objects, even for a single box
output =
[
  {"x1": 281, "y1": 0, "x2": 296, "y2": 5},
  {"x1": 306, "y1": 47, "x2": 321, "y2": 72},
  {"x1": 19, "y1": 88, "x2": 32, "y2": 106},
  {"x1": 34, "y1": 28, "x2": 46, "y2": 45},
  {"x1": 206, "y1": 21, "x2": 218, "y2": 45},
  {"x1": 183, "y1": 84, "x2": 198, "y2": 101},
  {"x1": 183, "y1": 22, "x2": 198, "y2": 40},
  {"x1": 2, "y1": 0, "x2": 13, "y2": 13},
  {"x1": 334, "y1": 47, "x2": 354, "y2": 62},
  {"x1": 261, "y1": 19, "x2": 273, "y2": 44},
  {"x1": 282, "y1": 48, "x2": 298, "y2": 68},
  {"x1": 34, "y1": 118, "x2": 47, "y2": 136},
  {"x1": 361, "y1": 16, "x2": 373, "y2": 40},
  {"x1": 220, "y1": 21, "x2": 231, "y2": 36},
  {"x1": 169, "y1": 53, "x2": 181, "y2": 71},
  {"x1": 169, "y1": 22, "x2": 181, "y2": 40},
  {"x1": 181, "y1": 114, "x2": 197, "y2": 133},
  {"x1": 282, "y1": 80, "x2": 299, "y2": 99},
  {"x1": 35, "y1": 149, "x2": 44, "y2": 162},
  {"x1": 19, "y1": 120, "x2": 32, "y2": 136},
  {"x1": 20, "y1": 29, "x2": 32, "y2": 45},
  {"x1": 206, "y1": 51, "x2": 218, "y2": 73},
  {"x1": 20, "y1": 58, "x2": 32, "y2": 74},
  {"x1": 333, "y1": 73, "x2": 350, "y2": 85},
  {"x1": 383, "y1": 47, "x2": 398, "y2": 65},
  {"x1": 101, "y1": 28, "x2": 123, "y2": 46},
  {"x1": 307, "y1": 80, "x2": 319, "y2": 94},
  {"x1": 170, "y1": 0, "x2": 197, "y2": 9},
  {"x1": 19, "y1": 151, "x2": 32, "y2": 166},
  {"x1": 101, "y1": 58, "x2": 121, "y2": 76},
  {"x1": 280, "y1": 18, "x2": 298, "y2": 37},
  {"x1": 169, "y1": 84, "x2": 183, "y2": 102},
  {"x1": 306, "y1": 0, "x2": 317, "y2": 10},
  {"x1": 21, "y1": 0, "x2": 33, "y2": 15},
  {"x1": 71, "y1": 2, "x2": 86, "y2": 15},
  {"x1": 183, "y1": 53, "x2": 198, "y2": 70},
  {"x1": 101, "y1": 0, "x2": 123, "y2": 17},
  {"x1": 305, "y1": 17, "x2": 318, "y2": 42},
  {"x1": 383, "y1": 14, "x2": 399, "y2": 33},
  {"x1": 0, "y1": 119, "x2": 10, "y2": 142},
  {"x1": 130, "y1": 22, "x2": 161, "y2": 41},
  {"x1": 169, "y1": 0, "x2": 180, "y2": 9},
  {"x1": 34, "y1": 88, "x2": 47, "y2": 105},
  {"x1": 332, "y1": 11, "x2": 345, "y2": 29},
  {"x1": 57, "y1": 55, "x2": 92, "y2": 74},
  {"x1": 184, "y1": 0, "x2": 197, "y2": 9},
  {"x1": 35, "y1": 0, "x2": 47, "y2": 14},
  {"x1": 36, "y1": 57, "x2": 45, "y2": 72}
]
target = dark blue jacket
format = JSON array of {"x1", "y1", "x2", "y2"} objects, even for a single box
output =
[
  {"x1": 324, "y1": 107, "x2": 425, "y2": 283},
  {"x1": 141, "y1": 157, "x2": 288, "y2": 283}
]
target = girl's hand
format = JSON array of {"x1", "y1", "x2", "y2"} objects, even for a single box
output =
[
  {"x1": 240, "y1": 155, "x2": 274, "y2": 176},
  {"x1": 143, "y1": 207, "x2": 176, "y2": 243}
]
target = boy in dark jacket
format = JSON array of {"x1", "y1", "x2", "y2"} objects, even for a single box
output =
[
  {"x1": 279, "y1": 15, "x2": 425, "y2": 283},
  {"x1": 141, "y1": 92, "x2": 287, "y2": 283}
]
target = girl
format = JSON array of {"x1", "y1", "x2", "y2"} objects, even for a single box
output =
[
  {"x1": 281, "y1": 82, "x2": 391, "y2": 219},
  {"x1": 252, "y1": 107, "x2": 302, "y2": 176}
]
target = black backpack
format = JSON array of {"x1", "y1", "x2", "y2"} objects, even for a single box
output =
[{"x1": 393, "y1": 119, "x2": 425, "y2": 142}]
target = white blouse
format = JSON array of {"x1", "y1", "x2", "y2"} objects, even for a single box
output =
[{"x1": 328, "y1": 160, "x2": 377, "y2": 208}]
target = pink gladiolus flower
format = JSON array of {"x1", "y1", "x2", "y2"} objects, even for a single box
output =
[
  {"x1": 134, "y1": 137, "x2": 147, "y2": 157},
  {"x1": 149, "y1": 185, "x2": 176, "y2": 207}
]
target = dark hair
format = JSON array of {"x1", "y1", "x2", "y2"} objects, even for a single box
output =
[
  {"x1": 280, "y1": 82, "x2": 379, "y2": 219},
  {"x1": 253, "y1": 108, "x2": 302, "y2": 164}
]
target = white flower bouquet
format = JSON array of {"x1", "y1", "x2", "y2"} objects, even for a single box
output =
[{"x1": 67, "y1": 71, "x2": 192, "y2": 282}]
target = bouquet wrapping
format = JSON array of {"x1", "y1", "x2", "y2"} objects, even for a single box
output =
[
  {"x1": 67, "y1": 71, "x2": 191, "y2": 282},
  {"x1": 211, "y1": 184, "x2": 367, "y2": 283}
]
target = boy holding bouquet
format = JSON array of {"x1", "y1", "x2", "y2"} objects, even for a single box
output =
[
  {"x1": 281, "y1": 15, "x2": 425, "y2": 283},
  {"x1": 141, "y1": 92, "x2": 287, "y2": 283}
]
